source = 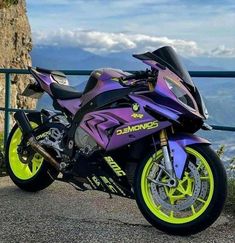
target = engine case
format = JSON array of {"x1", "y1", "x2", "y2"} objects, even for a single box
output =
[{"x1": 75, "y1": 126, "x2": 98, "y2": 154}]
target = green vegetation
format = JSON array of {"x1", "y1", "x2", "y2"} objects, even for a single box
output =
[
  {"x1": 226, "y1": 179, "x2": 235, "y2": 215},
  {"x1": 217, "y1": 144, "x2": 235, "y2": 215},
  {"x1": 216, "y1": 144, "x2": 225, "y2": 158},
  {"x1": 0, "y1": 0, "x2": 18, "y2": 9}
]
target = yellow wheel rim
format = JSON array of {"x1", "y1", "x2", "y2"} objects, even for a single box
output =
[
  {"x1": 141, "y1": 147, "x2": 214, "y2": 224},
  {"x1": 9, "y1": 122, "x2": 44, "y2": 180}
]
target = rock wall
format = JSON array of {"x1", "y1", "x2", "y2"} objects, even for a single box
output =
[{"x1": 0, "y1": 0, "x2": 35, "y2": 130}]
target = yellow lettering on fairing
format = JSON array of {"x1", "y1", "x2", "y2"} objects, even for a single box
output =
[
  {"x1": 116, "y1": 120, "x2": 159, "y2": 135},
  {"x1": 36, "y1": 131, "x2": 49, "y2": 140},
  {"x1": 131, "y1": 113, "x2": 144, "y2": 119},
  {"x1": 104, "y1": 156, "x2": 126, "y2": 176}
]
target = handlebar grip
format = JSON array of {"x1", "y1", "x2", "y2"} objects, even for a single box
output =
[{"x1": 122, "y1": 71, "x2": 151, "y2": 81}]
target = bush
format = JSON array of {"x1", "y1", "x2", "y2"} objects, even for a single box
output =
[
  {"x1": 217, "y1": 144, "x2": 235, "y2": 215},
  {"x1": 0, "y1": 0, "x2": 18, "y2": 9},
  {"x1": 226, "y1": 179, "x2": 235, "y2": 215}
]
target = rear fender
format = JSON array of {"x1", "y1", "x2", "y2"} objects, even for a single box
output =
[{"x1": 168, "y1": 133, "x2": 210, "y2": 179}]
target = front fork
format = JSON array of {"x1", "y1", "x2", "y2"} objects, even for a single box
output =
[
  {"x1": 149, "y1": 83, "x2": 176, "y2": 185},
  {"x1": 159, "y1": 129, "x2": 177, "y2": 186}
]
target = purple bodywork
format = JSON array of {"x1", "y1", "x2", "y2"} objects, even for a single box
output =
[{"x1": 31, "y1": 59, "x2": 209, "y2": 179}]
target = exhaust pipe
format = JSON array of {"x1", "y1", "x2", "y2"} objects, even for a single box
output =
[{"x1": 14, "y1": 111, "x2": 61, "y2": 171}]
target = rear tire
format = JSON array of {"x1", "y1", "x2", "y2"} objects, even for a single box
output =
[
  {"x1": 5, "y1": 114, "x2": 58, "y2": 192},
  {"x1": 134, "y1": 144, "x2": 227, "y2": 235}
]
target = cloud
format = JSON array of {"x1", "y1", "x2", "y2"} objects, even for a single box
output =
[
  {"x1": 33, "y1": 29, "x2": 235, "y2": 57},
  {"x1": 209, "y1": 45, "x2": 235, "y2": 57}
]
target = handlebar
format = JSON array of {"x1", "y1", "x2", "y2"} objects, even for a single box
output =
[{"x1": 119, "y1": 70, "x2": 156, "y2": 87}]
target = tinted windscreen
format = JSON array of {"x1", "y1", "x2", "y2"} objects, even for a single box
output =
[
  {"x1": 133, "y1": 46, "x2": 195, "y2": 89},
  {"x1": 152, "y1": 46, "x2": 194, "y2": 88}
]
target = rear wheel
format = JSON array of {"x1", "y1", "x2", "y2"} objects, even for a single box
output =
[
  {"x1": 5, "y1": 115, "x2": 58, "y2": 192},
  {"x1": 134, "y1": 144, "x2": 227, "y2": 235}
]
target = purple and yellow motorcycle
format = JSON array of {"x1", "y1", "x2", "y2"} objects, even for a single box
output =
[{"x1": 6, "y1": 46, "x2": 227, "y2": 235}]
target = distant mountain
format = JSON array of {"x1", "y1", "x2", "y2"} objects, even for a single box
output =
[
  {"x1": 31, "y1": 45, "x2": 145, "y2": 71},
  {"x1": 31, "y1": 45, "x2": 96, "y2": 69},
  {"x1": 190, "y1": 57, "x2": 235, "y2": 70}
]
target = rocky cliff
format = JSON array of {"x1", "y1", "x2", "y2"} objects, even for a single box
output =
[{"x1": 0, "y1": 0, "x2": 35, "y2": 130}]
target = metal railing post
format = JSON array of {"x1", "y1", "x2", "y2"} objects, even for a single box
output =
[{"x1": 4, "y1": 73, "x2": 11, "y2": 148}]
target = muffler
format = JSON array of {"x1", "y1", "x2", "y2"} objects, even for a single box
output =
[{"x1": 14, "y1": 111, "x2": 61, "y2": 171}]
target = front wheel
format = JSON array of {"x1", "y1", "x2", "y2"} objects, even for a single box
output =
[{"x1": 134, "y1": 144, "x2": 227, "y2": 235}]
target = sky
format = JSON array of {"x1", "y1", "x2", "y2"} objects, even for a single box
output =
[{"x1": 26, "y1": 0, "x2": 235, "y2": 57}]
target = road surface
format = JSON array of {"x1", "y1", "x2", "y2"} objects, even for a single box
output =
[{"x1": 0, "y1": 176, "x2": 234, "y2": 243}]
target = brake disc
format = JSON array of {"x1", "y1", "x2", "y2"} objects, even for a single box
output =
[{"x1": 150, "y1": 161, "x2": 202, "y2": 211}]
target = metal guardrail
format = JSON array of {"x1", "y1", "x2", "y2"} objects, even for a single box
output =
[{"x1": 0, "y1": 68, "x2": 235, "y2": 148}]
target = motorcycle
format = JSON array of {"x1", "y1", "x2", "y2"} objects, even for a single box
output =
[{"x1": 5, "y1": 46, "x2": 227, "y2": 235}]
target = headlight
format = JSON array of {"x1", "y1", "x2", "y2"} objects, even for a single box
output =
[{"x1": 164, "y1": 77, "x2": 197, "y2": 111}]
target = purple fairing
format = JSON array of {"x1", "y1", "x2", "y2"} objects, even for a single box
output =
[
  {"x1": 57, "y1": 98, "x2": 81, "y2": 114},
  {"x1": 79, "y1": 69, "x2": 130, "y2": 106},
  {"x1": 129, "y1": 94, "x2": 181, "y2": 122},
  {"x1": 143, "y1": 60, "x2": 202, "y2": 118},
  {"x1": 168, "y1": 133, "x2": 210, "y2": 179},
  {"x1": 37, "y1": 73, "x2": 54, "y2": 95},
  {"x1": 80, "y1": 106, "x2": 172, "y2": 150}
]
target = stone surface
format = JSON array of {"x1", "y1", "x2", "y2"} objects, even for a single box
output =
[
  {"x1": 0, "y1": 0, "x2": 35, "y2": 130},
  {"x1": 0, "y1": 176, "x2": 234, "y2": 243}
]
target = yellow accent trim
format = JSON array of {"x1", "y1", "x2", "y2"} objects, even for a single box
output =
[
  {"x1": 141, "y1": 147, "x2": 215, "y2": 224},
  {"x1": 91, "y1": 176, "x2": 101, "y2": 186},
  {"x1": 100, "y1": 176, "x2": 117, "y2": 193},
  {"x1": 9, "y1": 122, "x2": 44, "y2": 180},
  {"x1": 148, "y1": 82, "x2": 154, "y2": 91}
]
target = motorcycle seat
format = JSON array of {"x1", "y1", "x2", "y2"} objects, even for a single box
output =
[{"x1": 50, "y1": 83, "x2": 83, "y2": 100}]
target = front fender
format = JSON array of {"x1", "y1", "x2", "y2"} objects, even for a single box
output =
[{"x1": 168, "y1": 133, "x2": 210, "y2": 179}]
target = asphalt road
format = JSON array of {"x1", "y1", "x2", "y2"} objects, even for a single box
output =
[{"x1": 0, "y1": 176, "x2": 234, "y2": 243}]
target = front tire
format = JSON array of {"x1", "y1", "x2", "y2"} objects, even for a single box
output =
[
  {"x1": 5, "y1": 114, "x2": 58, "y2": 192},
  {"x1": 134, "y1": 144, "x2": 227, "y2": 235}
]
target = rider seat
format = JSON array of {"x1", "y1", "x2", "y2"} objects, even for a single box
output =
[
  {"x1": 50, "y1": 83, "x2": 83, "y2": 100},
  {"x1": 34, "y1": 67, "x2": 83, "y2": 100}
]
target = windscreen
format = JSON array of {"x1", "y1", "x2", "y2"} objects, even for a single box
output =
[{"x1": 133, "y1": 46, "x2": 195, "y2": 89}]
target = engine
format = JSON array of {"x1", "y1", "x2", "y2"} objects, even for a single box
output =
[
  {"x1": 74, "y1": 126, "x2": 98, "y2": 155},
  {"x1": 39, "y1": 124, "x2": 66, "y2": 158}
]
